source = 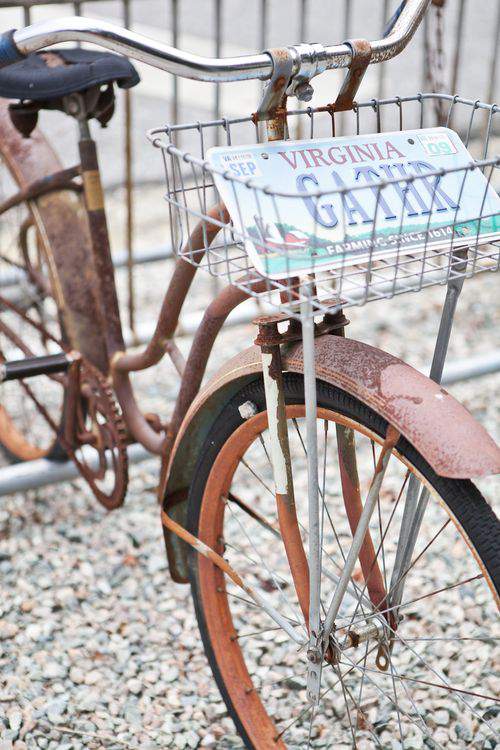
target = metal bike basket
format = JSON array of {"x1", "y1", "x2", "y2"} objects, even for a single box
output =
[{"x1": 149, "y1": 93, "x2": 499, "y2": 319}]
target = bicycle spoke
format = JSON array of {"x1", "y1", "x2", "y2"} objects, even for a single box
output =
[
  {"x1": 385, "y1": 645, "x2": 430, "y2": 741},
  {"x1": 306, "y1": 705, "x2": 316, "y2": 749},
  {"x1": 361, "y1": 603, "x2": 500, "y2": 733},
  {"x1": 338, "y1": 651, "x2": 448, "y2": 750},
  {"x1": 224, "y1": 540, "x2": 292, "y2": 589},
  {"x1": 387, "y1": 646, "x2": 404, "y2": 745},
  {"x1": 225, "y1": 498, "x2": 305, "y2": 631},
  {"x1": 275, "y1": 646, "x2": 379, "y2": 742},
  {"x1": 226, "y1": 492, "x2": 280, "y2": 537},
  {"x1": 386, "y1": 518, "x2": 452, "y2": 603},
  {"x1": 233, "y1": 625, "x2": 284, "y2": 640},
  {"x1": 260, "y1": 420, "x2": 375, "y2": 617},
  {"x1": 339, "y1": 659, "x2": 500, "y2": 704},
  {"x1": 293, "y1": 417, "x2": 370, "y2": 619},
  {"x1": 240, "y1": 458, "x2": 274, "y2": 497},
  {"x1": 403, "y1": 635, "x2": 498, "y2": 643},
  {"x1": 339, "y1": 468, "x2": 410, "y2": 648},
  {"x1": 257, "y1": 432, "x2": 271, "y2": 465},
  {"x1": 334, "y1": 572, "x2": 484, "y2": 632},
  {"x1": 333, "y1": 660, "x2": 358, "y2": 747}
]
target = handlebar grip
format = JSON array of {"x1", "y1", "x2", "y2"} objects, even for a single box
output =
[{"x1": 0, "y1": 30, "x2": 26, "y2": 67}]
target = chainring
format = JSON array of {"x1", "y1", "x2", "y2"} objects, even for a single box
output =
[
  {"x1": 69, "y1": 359, "x2": 129, "y2": 511},
  {"x1": 0, "y1": 293, "x2": 129, "y2": 509}
]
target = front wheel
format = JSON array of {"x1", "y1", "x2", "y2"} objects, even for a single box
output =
[{"x1": 188, "y1": 375, "x2": 499, "y2": 749}]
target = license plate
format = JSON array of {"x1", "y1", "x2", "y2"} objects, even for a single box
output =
[{"x1": 207, "y1": 127, "x2": 500, "y2": 279}]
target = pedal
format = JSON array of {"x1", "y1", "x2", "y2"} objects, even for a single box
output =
[{"x1": 0, "y1": 352, "x2": 71, "y2": 383}]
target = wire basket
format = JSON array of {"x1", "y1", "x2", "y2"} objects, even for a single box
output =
[{"x1": 149, "y1": 94, "x2": 500, "y2": 318}]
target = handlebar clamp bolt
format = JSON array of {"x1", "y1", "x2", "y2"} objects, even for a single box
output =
[{"x1": 294, "y1": 81, "x2": 314, "y2": 102}]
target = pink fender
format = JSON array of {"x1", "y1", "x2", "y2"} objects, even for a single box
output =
[{"x1": 162, "y1": 335, "x2": 500, "y2": 582}]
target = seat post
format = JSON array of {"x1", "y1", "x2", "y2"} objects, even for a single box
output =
[{"x1": 76, "y1": 111, "x2": 125, "y2": 361}]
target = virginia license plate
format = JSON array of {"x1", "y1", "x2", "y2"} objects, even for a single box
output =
[{"x1": 207, "y1": 127, "x2": 500, "y2": 279}]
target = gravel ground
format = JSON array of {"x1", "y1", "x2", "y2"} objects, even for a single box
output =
[{"x1": 0, "y1": 182, "x2": 499, "y2": 748}]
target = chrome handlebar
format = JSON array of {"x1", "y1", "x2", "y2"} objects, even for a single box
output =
[{"x1": 3, "y1": 0, "x2": 430, "y2": 85}]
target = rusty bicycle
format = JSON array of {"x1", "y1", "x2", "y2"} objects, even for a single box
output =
[{"x1": 0, "y1": 0, "x2": 499, "y2": 746}]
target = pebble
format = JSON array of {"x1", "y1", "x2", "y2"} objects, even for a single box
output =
[
  {"x1": 43, "y1": 662, "x2": 67, "y2": 680},
  {"x1": 83, "y1": 670, "x2": 102, "y2": 686},
  {"x1": 6, "y1": 708, "x2": 22, "y2": 733},
  {"x1": 433, "y1": 709, "x2": 450, "y2": 727},
  {"x1": 69, "y1": 667, "x2": 85, "y2": 685},
  {"x1": 76, "y1": 688, "x2": 100, "y2": 713},
  {"x1": 185, "y1": 731, "x2": 200, "y2": 749},
  {"x1": 45, "y1": 697, "x2": 67, "y2": 724},
  {"x1": 0, "y1": 622, "x2": 18, "y2": 640},
  {"x1": 126, "y1": 678, "x2": 143, "y2": 695}
]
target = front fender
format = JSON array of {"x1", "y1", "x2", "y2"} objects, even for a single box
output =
[{"x1": 163, "y1": 335, "x2": 500, "y2": 582}]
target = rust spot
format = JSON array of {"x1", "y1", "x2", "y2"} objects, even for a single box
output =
[
  {"x1": 40, "y1": 51, "x2": 69, "y2": 68},
  {"x1": 272, "y1": 74, "x2": 286, "y2": 92}
]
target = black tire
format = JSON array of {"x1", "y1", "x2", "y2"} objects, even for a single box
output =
[{"x1": 187, "y1": 374, "x2": 500, "y2": 749}]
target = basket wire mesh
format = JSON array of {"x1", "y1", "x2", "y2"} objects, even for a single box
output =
[{"x1": 149, "y1": 94, "x2": 499, "y2": 319}]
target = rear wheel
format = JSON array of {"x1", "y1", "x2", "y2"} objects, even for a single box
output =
[
  {"x1": 0, "y1": 150, "x2": 66, "y2": 462},
  {"x1": 188, "y1": 376, "x2": 499, "y2": 749}
]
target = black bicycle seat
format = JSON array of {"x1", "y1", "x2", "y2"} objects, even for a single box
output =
[{"x1": 0, "y1": 47, "x2": 139, "y2": 101}]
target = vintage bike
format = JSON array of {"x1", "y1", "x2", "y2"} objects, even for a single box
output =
[{"x1": 0, "y1": 0, "x2": 499, "y2": 746}]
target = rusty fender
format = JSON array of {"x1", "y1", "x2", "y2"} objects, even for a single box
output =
[
  {"x1": 162, "y1": 335, "x2": 500, "y2": 582},
  {"x1": 0, "y1": 101, "x2": 108, "y2": 372}
]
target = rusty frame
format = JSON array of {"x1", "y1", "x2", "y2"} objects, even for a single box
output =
[
  {"x1": 0, "y1": 101, "x2": 109, "y2": 372},
  {"x1": 0, "y1": 106, "x2": 260, "y2": 467},
  {"x1": 0, "y1": 98, "x2": 255, "y2": 462}
]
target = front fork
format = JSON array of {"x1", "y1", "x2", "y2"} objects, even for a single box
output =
[{"x1": 255, "y1": 293, "x2": 392, "y2": 704}]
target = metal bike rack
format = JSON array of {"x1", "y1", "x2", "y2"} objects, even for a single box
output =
[{"x1": 0, "y1": 443, "x2": 153, "y2": 496}]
